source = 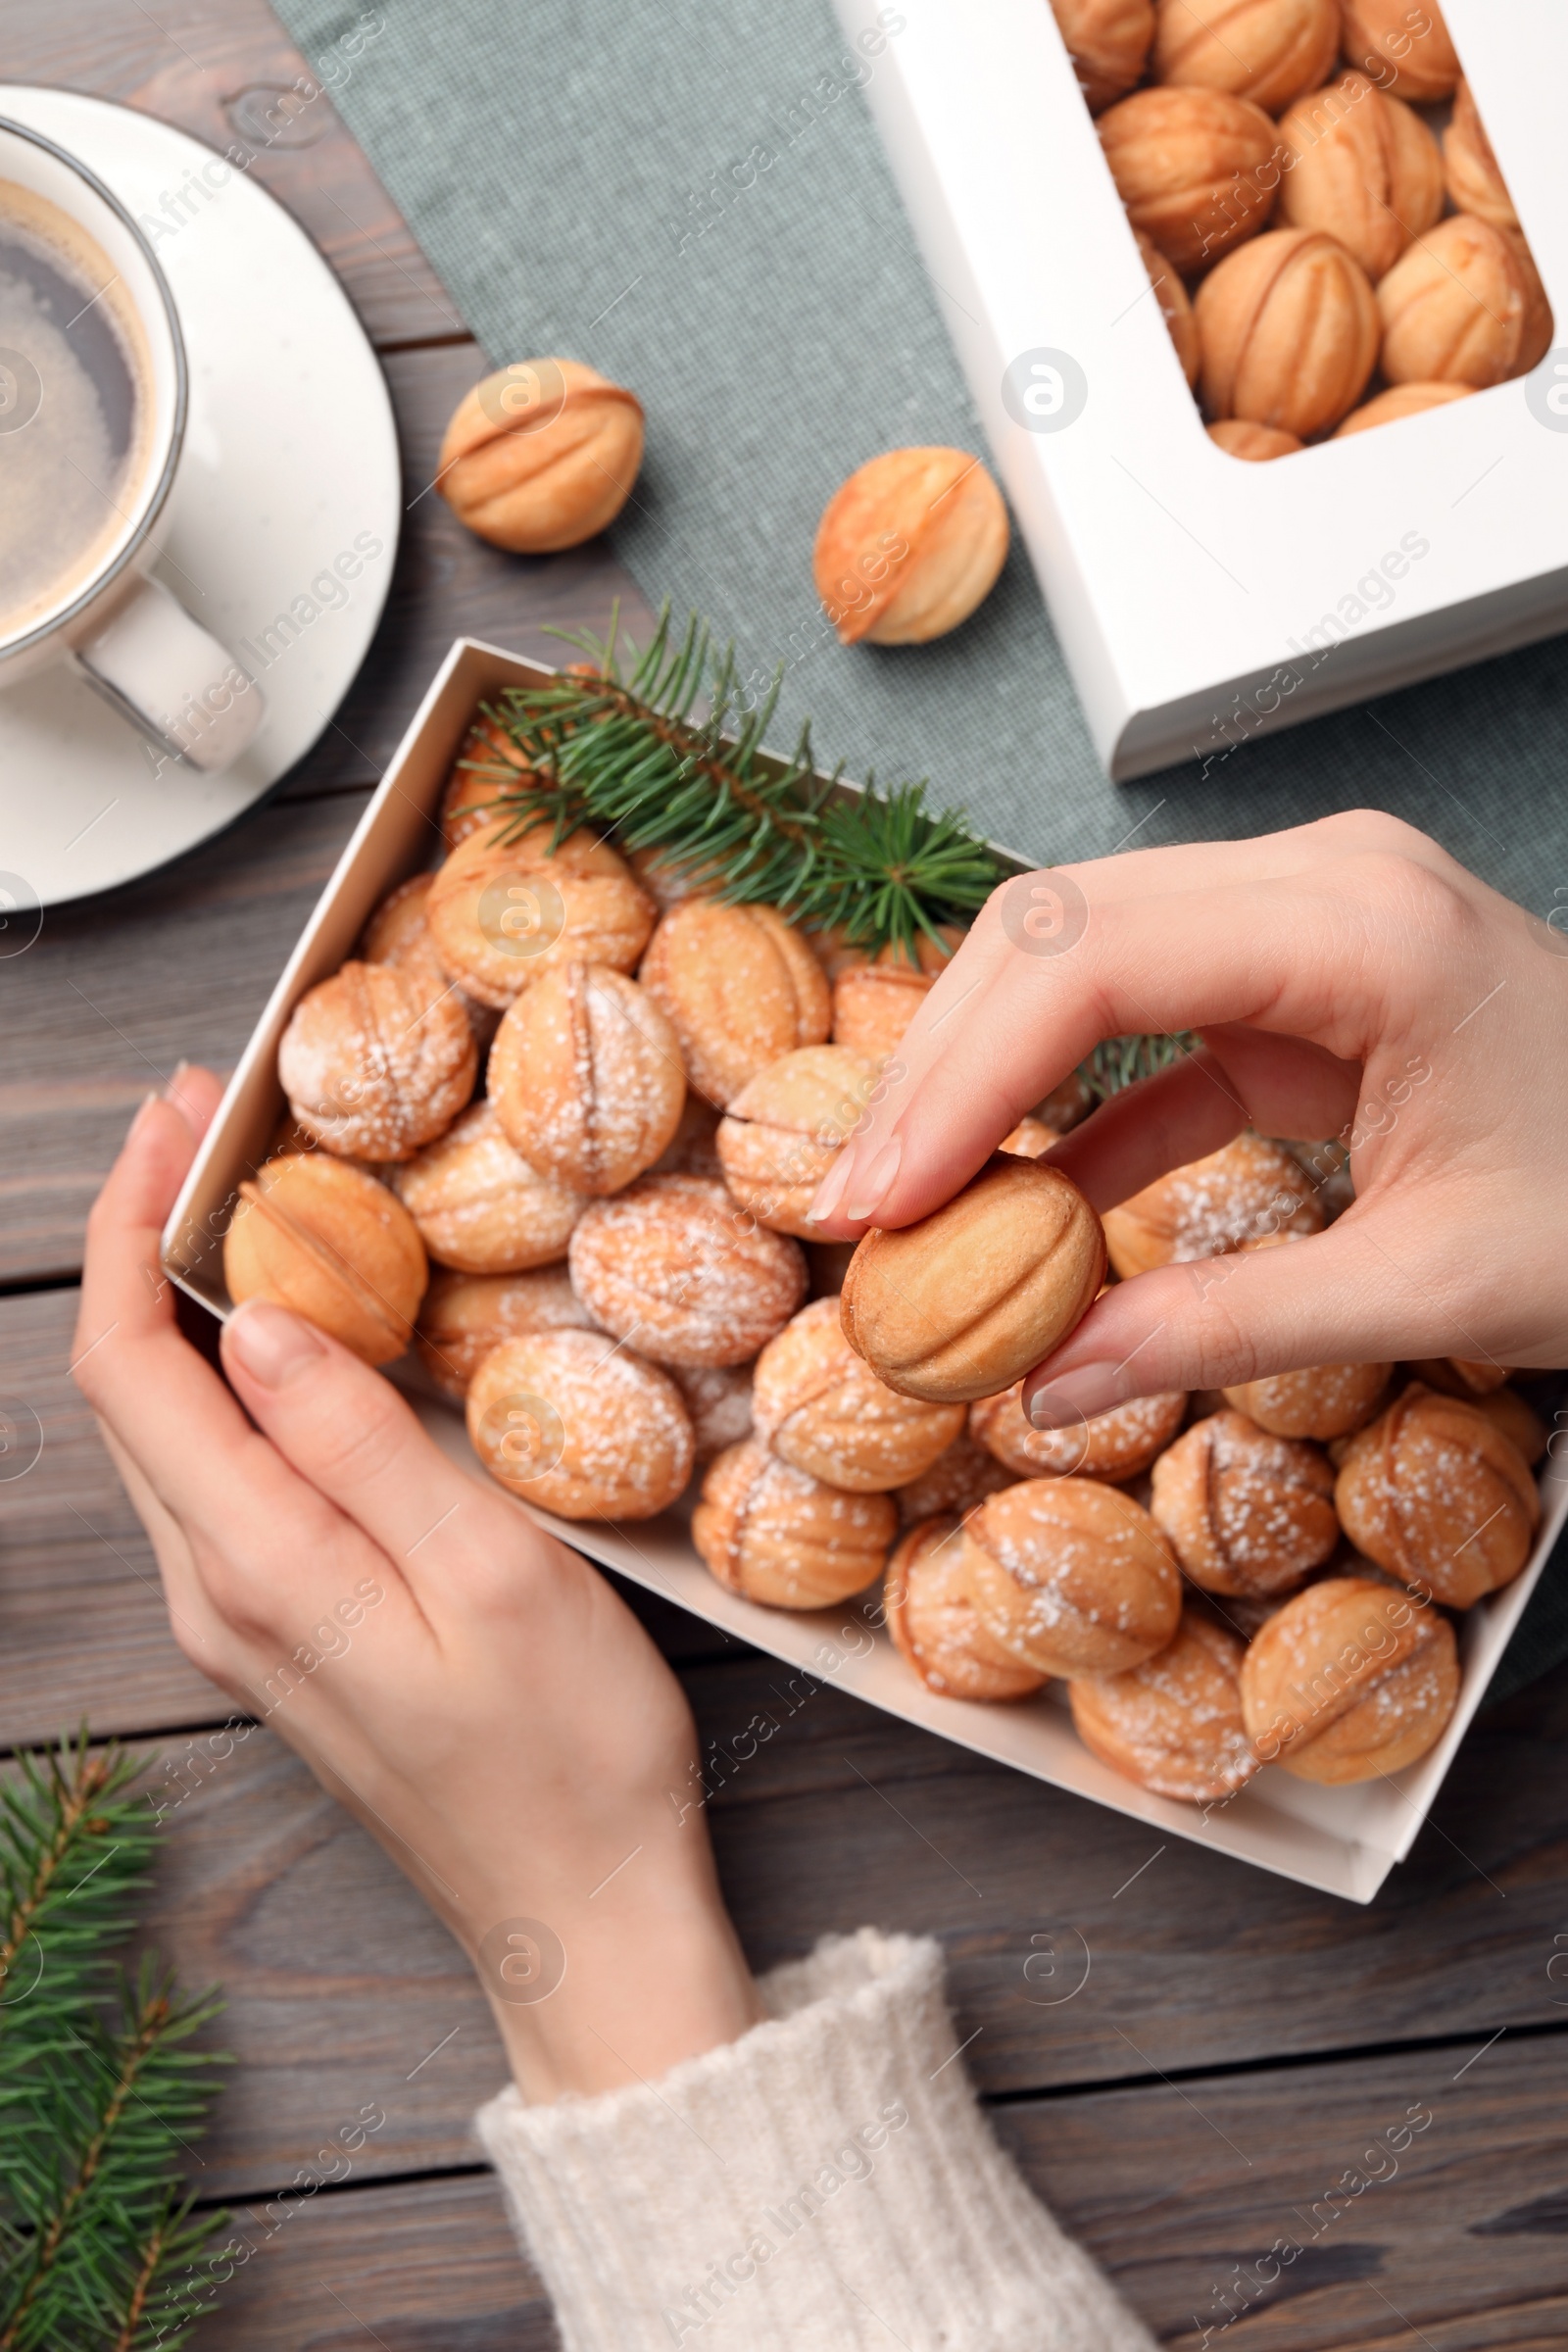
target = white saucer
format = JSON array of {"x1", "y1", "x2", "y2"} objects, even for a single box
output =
[{"x1": 0, "y1": 87, "x2": 401, "y2": 907}]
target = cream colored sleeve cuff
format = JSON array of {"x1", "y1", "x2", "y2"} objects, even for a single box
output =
[{"x1": 475, "y1": 1927, "x2": 1155, "y2": 2352}]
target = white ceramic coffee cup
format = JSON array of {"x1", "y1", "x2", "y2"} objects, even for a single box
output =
[{"x1": 0, "y1": 117, "x2": 262, "y2": 773}]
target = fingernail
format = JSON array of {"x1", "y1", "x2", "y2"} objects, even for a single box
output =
[
  {"x1": 845, "y1": 1135, "x2": 903, "y2": 1224},
  {"x1": 225, "y1": 1298, "x2": 326, "y2": 1388},
  {"x1": 126, "y1": 1092, "x2": 160, "y2": 1141},
  {"x1": 163, "y1": 1060, "x2": 191, "y2": 1101},
  {"x1": 1027, "y1": 1364, "x2": 1123, "y2": 1430},
  {"x1": 806, "y1": 1146, "x2": 854, "y2": 1226}
]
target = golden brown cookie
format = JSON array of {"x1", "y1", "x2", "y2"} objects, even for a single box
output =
[
  {"x1": 393, "y1": 1100, "x2": 586, "y2": 1273},
  {"x1": 970, "y1": 1382, "x2": 1186, "y2": 1482},
  {"x1": 566, "y1": 1174, "x2": 807, "y2": 1367},
  {"x1": 1239, "y1": 1575, "x2": 1460, "y2": 1784},
  {"x1": 669, "y1": 1362, "x2": 755, "y2": 1461},
  {"x1": 884, "y1": 1518, "x2": 1047, "y2": 1701},
  {"x1": 1070, "y1": 1607, "x2": 1260, "y2": 1802},
  {"x1": 829, "y1": 928, "x2": 963, "y2": 1064},
  {"x1": 416, "y1": 1264, "x2": 598, "y2": 1400},
  {"x1": 715, "y1": 1046, "x2": 882, "y2": 1237},
  {"x1": 1103, "y1": 1136, "x2": 1324, "y2": 1279},
  {"x1": 841, "y1": 1156, "x2": 1106, "y2": 1404},
  {"x1": 639, "y1": 900, "x2": 831, "y2": 1106},
  {"x1": 1150, "y1": 1409, "x2": 1339, "y2": 1597},
  {"x1": 1222, "y1": 1360, "x2": 1390, "y2": 1442},
  {"x1": 224, "y1": 1153, "x2": 426, "y2": 1366},
  {"x1": 466, "y1": 1328, "x2": 692, "y2": 1520},
  {"x1": 752, "y1": 1298, "x2": 965, "y2": 1493},
  {"x1": 960, "y1": 1479, "x2": 1181, "y2": 1677},
  {"x1": 1334, "y1": 1382, "x2": 1540, "y2": 1607},
  {"x1": 692, "y1": 1439, "x2": 895, "y2": 1608},
  {"x1": 895, "y1": 1428, "x2": 1018, "y2": 1526},
  {"x1": 427, "y1": 817, "x2": 656, "y2": 1009},
  {"x1": 277, "y1": 959, "x2": 476, "y2": 1163},
  {"x1": 488, "y1": 962, "x2": 686, "y2": 1196}
]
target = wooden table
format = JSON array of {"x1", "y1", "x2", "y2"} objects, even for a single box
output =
[{"x1": 4, "y1": 8, "x2": 1568, "y2": 2345}]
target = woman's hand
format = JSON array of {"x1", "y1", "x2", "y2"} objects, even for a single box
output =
[
  {"x1": 808, "y1": 810, "x2": 1568, "y2": 1425},
  {"x1": 74, "y1": 1070, "x2": 762, "y2": 2100}
]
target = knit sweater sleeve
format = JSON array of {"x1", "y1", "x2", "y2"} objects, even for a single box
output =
[{"x1": 474, "y1": 1927, "x2": 1154, "y2": 2352}]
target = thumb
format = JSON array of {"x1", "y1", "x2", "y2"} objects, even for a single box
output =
[{"x1": 1020, "y1": 1212, "x2": 1429, "y2": 1426}]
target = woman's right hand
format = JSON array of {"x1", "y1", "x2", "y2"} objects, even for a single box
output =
[{"x1": 808, "y1": 810, "x2": 1568, "y2": 1423}]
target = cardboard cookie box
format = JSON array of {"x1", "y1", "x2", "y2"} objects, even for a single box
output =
[{"x1": 164, "y1": 638, "x2": 1568, "y2": 1902}]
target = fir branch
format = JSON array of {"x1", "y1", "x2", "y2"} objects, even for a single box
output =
[
  {"x1": 1082, "y1": 1031, "x2": 1200, "y2": 1102},
  {"x1": 468, "y1": 605, "x2": 1003, "y2": 956}
]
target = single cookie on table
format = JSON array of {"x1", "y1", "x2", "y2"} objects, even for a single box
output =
[
  {"x1": 224, "y1": 1153, "x2": 426, "y2": 1366},
  {"x1": 567, "y1": 1174, "x2": 806, "y2": 1367},
  {"x1": 1406, "y1": 1355, "x2": 1513, "y2": 1398},
  {"x1": 970, "y1": 1381, "x2": 1186, "y2": 1483},
  {"x1": 1239, "y1": 1576, "x2": 1460, "y2": 1784},
  {"x1": 830, "y1": 928, "x2": 963, "y2": 1064},
  {"x1": 488, "y1": 961, "x2": 686, "y2": 1196},
  {"x1": 692, "y1": 1439, "x2": 896, "y2": 1608},
  {"x1": 466, "y1": 1328, "x2": 693, "y2": 1521},
  {"x1": 427, "y1": 817, "x2": 656, "y2": 1010},
  {"x1": 277, "y1": 959, "x2": 476, "y2": 1163},
  {"x1": 1102, "y1": 1135, "x2": 1324, "y2": 1279},
  {"x1": 715, "y1": 1046, "x2": 882, "y2": 1237},
  {"x1": 669, "y1": 1361, "x2": 755, "y2": 1461},
  {"x1": 1223, "y1": 1359, "x2": 1390, "y2": 1442},
  {"x1": 439, "y1": 714, "x2": 533, "y2": 851},
  {"x1": 416, "y1": 1263, "x2": 598, "y2": 1400},
  {"x1": 960, "y1": 1478, "x2": 1181, "y2": 1678},
  {"x1": 841, "y1": 1156, "x2": 1106, "y2": 1404},
  {"x1": 1151, "y1": 1409, "x2": 1339, "y2": 1597},
  {"x1": 895, "y1": 1427, "x2": 1017, "y2": 1526},
  {"x1": 1069, "y1": 1606, "x2": 1260, "y2": 1803},
  {"x1": 392, "y1": 1100, "x2": 586, "y2": 1274},
  {"x1": 638, "y1": 899, "x2": 831, "y2": 1107},
  {"x1": 752, "y1": 1297, "x2": 965, "y2": 1493},
  {"x1": 884, "y1": 1518, "x2": 1047, "y2": 1701},
  {"x1": 1335, "y1": 1382, "x2": 1540, "y2": 1608}
]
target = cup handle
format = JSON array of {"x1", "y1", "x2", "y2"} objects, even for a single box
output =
[{"x1": 74, "y1": 575, "x2": 264, "y2": 774}]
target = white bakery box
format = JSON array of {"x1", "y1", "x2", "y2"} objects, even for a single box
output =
[
  {"x1": 834, "y1": 0, "x2": 1568, "y2": 778},
  {"x1": 163, "y1": 638, "x2": 1568, "y2": 1904}
]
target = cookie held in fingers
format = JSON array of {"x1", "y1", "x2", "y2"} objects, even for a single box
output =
[
  {"x1": 971, "y1": 1382, "x2": 1186, "y2": 1483},
  {"x1": 752, "y1": 1298, "x2": 965, "y2": 1493},
  {"x1": 467, "y1": 1329, "x2": 693, "y2": 1521},
  {"x1": 1239, "y1": 1575, "x2": 1460, "y2": 1783},
  {"x1": 840, "y1": 1156, "x2": 1107, "y2": 1405},
  {"x1": 416, "y1": 1264, "x2": 598, "y2": 1401},
  {"x1": 277, "y1": 959, "x2": 476, "y2": 1164},
  {"x1": 567, "y1": 1175, "x2": 807, "y2": 1367},
  {"x1": 1151, "y1": 1409, "x2": 1339, "y2": 1597},
  {"x1": 1334, "y1": 1382, "x2": 1540, "y2": 1608},
  {"x1": 960, "y1": 1478, "x2": 1181, "y2": 1678},
  {"x1": 885, "y1": 1518, "x2": 1048, "y2": 1701},
  {"x1": 488, "y1": 962, "x2": 686, "y2": 1197},
  {"x1": 1070, "y1": 1606, "x2": 1260, "y2": 1802},
  {"x1": 692, "y1": 1439, "x2": 896, "y2": 1609},
  {"x1": 224, "y1": 1153, "x2": 427, "y2": 1367}
]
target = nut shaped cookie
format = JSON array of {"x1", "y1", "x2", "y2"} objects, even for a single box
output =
[
  {"x1": 1103, "y1": 1134, "x2": 1323, "y2": 1278},
  {"x1": 1277, "y1": 72, "x2": 1443, "y2": 280},
  {"x1": 716, "y1": 1046, "x2": 882, "y2": 1237},
  {"x1": 416, "y1": 1263, "x2": 598, "y2": 1400},
  {"x1": 1197, "y1": 228, "x2": 1380, "y2": 439},
  {"x1": 1334, "y1": 382, "x2": 1473, "y2": 435},
  {"x1": 752, "y1": 1298, "x2": 965, "y2": 1492},
  {"x1": 895, "y1": 1428, "x2": 1018, "y2": 1526},
  {"x1": 393, "y1": 1100, "x2": 586, "y2": 1274},
  {"x1": 1443, "y1": 78, "x2": 1517, "y2": 232},
  {"x1": 437, "y1": 359, "x2": 644, "y2": 554},
  {"x1": 567, "y1": 1174, "x2": 807, "y2": 1366},
  {"x1": 1240, "y1": 1575, "x2": 1460, "y2": 1782},
  {"x1": 692, "y1": 1439, "x2": 896, "y2": 1608},
  {"x1": 669, "y1": 1361, "x2": 755, "y2": 1462},
  {"x1": 812, "y1": 450, "x2": 1009, "y2": 647},
  {"x1": 885, "y1": 1518, "x2": 1047, "y2": 1701},
  {"x1": 829, "y1": 929, "x2": 964, "y2": 1063},
  {"x1": 224, "y1": 1153, "x2": 426, "y2": 1366},
  {"x1": 489, "y1": 962, "x2": 686, "y2": 1196},
  {"x1": 971, "y1": 1382, "x2": 1186, "y2": 1483},
  {"x1": 1378, "y1": 218, "x2": 1551, "y2": 389},
  {"x1": 960, "y1": 1479, "x2": 1181, "y2": 1678},
  {"x1": 841, "y1": 1157, "x2": 1106, "y2": 1405},
  {"x1": 278, "y1": 959, "x2": 476, "y2": 1163},
  {"x1": 1151, "y1": 1409, "x2": 1339, "y2": 1596},
  {"x1": 1070, "y1": 1607, "x2": 1260, "y2": 1801},
  {"x1": 1339, "y1": 0, "x2": 1459, "y2": 102},
  {"x1": 1098, "y1": 87, "x2": 1282, "y2": 274},
  {"x1": 1222, "y1": 1359, "x2": 1390, "y2": 1441},
  {"x1": 640, "y1": 900, "x2": 831, "y2": 1107},
  {"x1": 1049, "y1": 0, "x2": 1155, "y2": 111},
  {"x1": 466, "y1": 1329, "x2": 692, "y2": 1521},
  {"x1": 427, "y1": 817, "x2": 656, "y2": 1010},
  {"x1": 1335, "y1": 1383, "x2": 1540, "y2": 1607},
  {"x1": 1153, "y1": 0, "x2": 1339, "y2": 114}
]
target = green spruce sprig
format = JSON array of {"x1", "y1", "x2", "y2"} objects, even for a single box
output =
[
  {"x1": 0, "y1": 1733, "x2": 228, "y2": 2352},
  {"x1": 466, "y1": 607, "x2": 1003, "y2": 960}
]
